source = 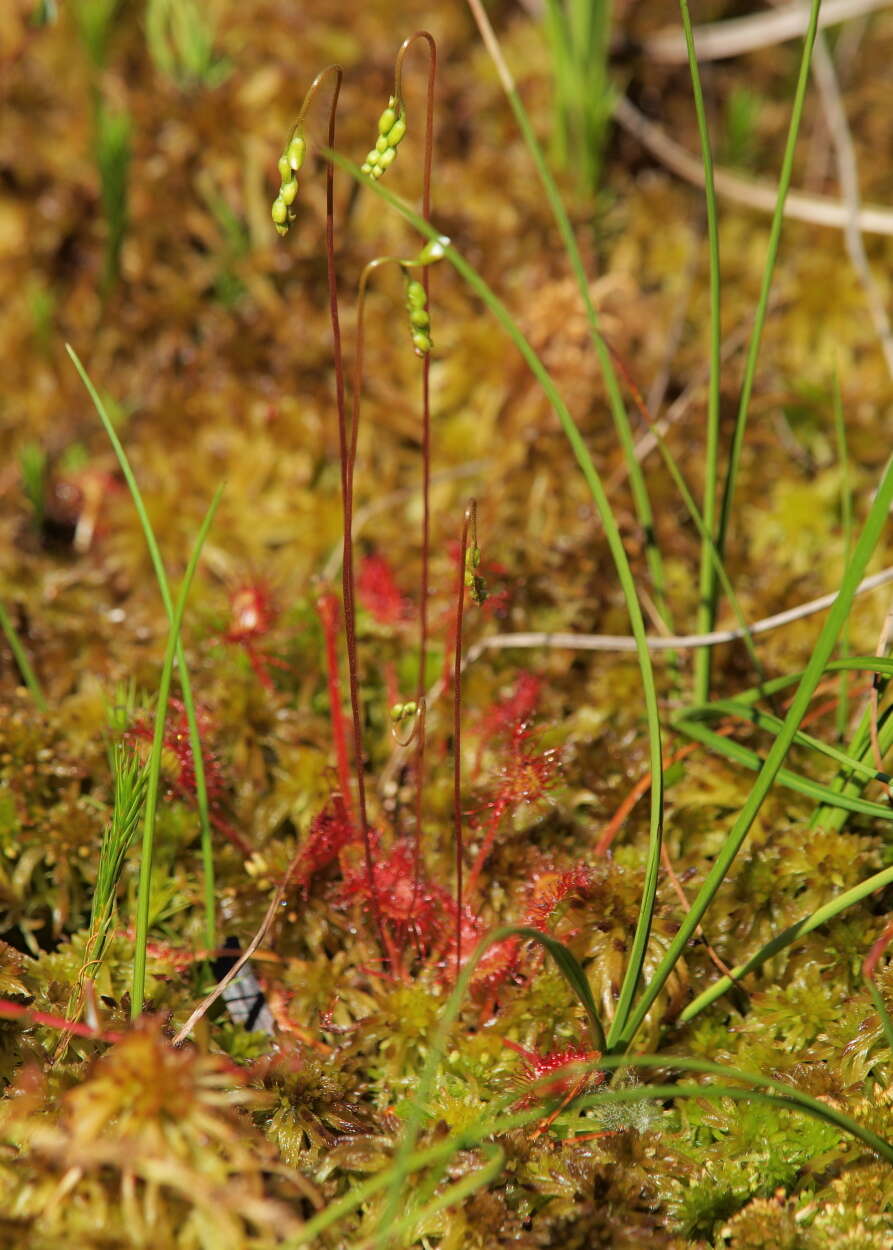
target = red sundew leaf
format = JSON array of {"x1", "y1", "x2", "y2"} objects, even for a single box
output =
[
  {"x1": 477, "y1": 672, "x2": 542, "y2": 745},
  {"x1": 291, "y1": 795, "x2": 357, "y2": 890},
  {"x1": 502, "y1": 1038, "x2": 602, "y2": 1108},
  {"x1": 523, "y1": 863, "x2": 593, "y2": 930},
  {"x1": 127, "y1": 700, "x2": 250, "y2": 854},
  {"x1": 339, "y1": 839, "x2": 455, "y2": 952},
  {"x1": 357, "y1": 553, "x2": 412, "y2": 626},
  {"x1": 224, "y1": 581, "x2": 278, "y2": 644}
]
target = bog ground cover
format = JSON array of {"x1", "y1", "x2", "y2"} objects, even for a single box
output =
[{"x1": 2, "y1": 1, "x2": 893, "y2": 1246}]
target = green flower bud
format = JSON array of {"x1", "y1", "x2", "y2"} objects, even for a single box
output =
[
  {"x1": 379, "y1": 148, "x2": 397, "y2": 170},
  {"x1": 406, "y1": 280, "x2": 426, "y2": 308},
  {"x1": 378, "y1": 105, "x2": 398, "y2": 135},
  {"x1": 286, "y1": 134, "x2": 306, "y2": 171},
  {"x1": 375, "y1": 134, "x2": 389, "y2": 154},
  {"x1": 415, "y1": 235, "x2": 450, "y2": 266},
  {"x1": 409, "y1": 307, "x2": 430, "y2": 329},
  {"x1": 271, "y1": 197, "x2": 288, "y2": 225},
  {"x1": 280, "y1": 177, "x2": 299, "y2": 207},
  {"x1": 411, "y1": 330, "x2": 432, "y2": 355},
  {"x1": 274, "y1": 222, "x2": 289, "y2": 238},
  {"x1": 470, "y1": 575, "x2": 488, "y2": 607},
  {"x1": 277, "y1": 155, "x2": 291, "y2": 182},
  {"x1": 386, "y1": 115, "x2": 407, "y2": 147}
]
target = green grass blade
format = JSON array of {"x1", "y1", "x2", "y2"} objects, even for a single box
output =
[
  {"x1": 506, "y1": 925, "x2": 607, "y2": 1051},
  {"x1": 679, "y1": 696, "x2": 889, "y2": 783},
  {"x1": 288, "y1": 1018, "x2": 893, "y2": 1244},
  {"x1": 468, "y1": 0, "x2": 671, "y2": 643},
  {"x1": 678, "y1": 0, "x2": 723, "y2": 704},
  {"x1": 866, "y1": 976, "x2": 893, "y2": 1060},
  {"x1": 714, "y1": 0, "x2": 823, "y2": 593},
  {"x1": 377, "y1": 924, "x2": 605, "y2": 1238},
  {"x1": 376, "y1": 1143, "x2": 505, "y2": 1250},
  {"x1": 833, "y1": 372, "x2": 853, "y2": 741},
  {"x1": 585, "y1": 1053, "x2": 893, "y2": 1163},
  {"x1": 716, "y1": 656, "x2": 893, "y2": 707},
  {"x1": 673, "y1": 716, "x2": 893, "y2": 819},
  {"x1": 326, "y1": 155, "x2": 664, "y2": 1052},
  {"x1": 0, "y1": 599, "x2": 47, "y2": 711},
  {"x1": 131, "y1": 484, "x2": 223, "y2": 1016},
  {"x1": 681, "y1": 858, "x2": 893, "y2": 1021},
  {"x1": 67, "y1": 344, "x2": 217, "y2": 953},
  {"x1": 614, "y1": 450, "x2": 893, "y2": 1051}
]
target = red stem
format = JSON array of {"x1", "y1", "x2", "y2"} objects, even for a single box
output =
[
  {"x1": 396, "y1": 30, "x2": 438, "y2": 929},
  {"x1": 452, "y1": 500, "x2": 475, "y2": 982},
  {"x1": 316, "y1": 592, "x2": 355, "y2": 823}
]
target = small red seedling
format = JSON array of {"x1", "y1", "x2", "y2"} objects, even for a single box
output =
[
  {"x1": 128, "y1": 699, "x2": 249, "y2": 854},
  {"x1": 503, "y1": 1037, "x2": 604, "y2": 1138},
  {"x1": 357, "y1": 552, "x2": 412, "y2": 626},
  {"x1": 220, "y1": 581, "x2": 290, "y2": 692},
  {"x1": 466, "y1": 723, "x2": 559, "y2": 903}
]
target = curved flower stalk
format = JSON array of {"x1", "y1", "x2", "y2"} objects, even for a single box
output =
[{"x1": 343, "y1": 236, "x2": 448, "y2": 942}]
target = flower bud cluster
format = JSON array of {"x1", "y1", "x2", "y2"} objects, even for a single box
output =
[
  {"x1": 465, "y1": 544, "x2": 488, "y2": 606},
  {"x1": 361, "y1": 97, "x2": 407, "y2": 181},
  {"x1": 404, "y1": 278, "x2": 432, "y2": 357},
  {"x1": 271, "y1": 133, "x2": 306, "y2": 237}
]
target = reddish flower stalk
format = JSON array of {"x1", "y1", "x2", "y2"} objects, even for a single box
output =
[
  {"x1": 396, "y1": 32, "x2": 438, "y2": 880},
  {"x1": 222, "y1": 581, "x2": 289, "y2": 692},
  {"x1": 286, "y1": 64, "x2": 387, "y2": 960},
  {"x1": 864, "y1": 919, "x2": 893, "y2": 983},
  {"x1": 452, "y1": 499, "x2": 477, "y2": 981},
  {"x1": 316, "y1": 592, "x2": 355, "y2": 822}
]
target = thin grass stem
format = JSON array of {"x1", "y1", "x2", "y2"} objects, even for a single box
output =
[
  {"x1": 714, "y1": 0, "x2": 823, "y2": 579},
  {"x1": 67, "y1": 345, "x2": 218, "y2": 953},
  {"x1": 832, "y1": 373, "x2": 854, "y2": 742},
  {"x1": 615, "y1": 450, "x2": 893, "y2": 1049},
  {"x1": 0, "y1": 599, "x2": 47, "y2": 711},
  {"x1": 466, "y1": 0, "x2": 674, "y2": 644},
  {"x1": 678, "y1": 0, "x2": 723, "y2": 703},
  {"x1": 131, "y1": 485, "x2": 223, "y2": 1017}
]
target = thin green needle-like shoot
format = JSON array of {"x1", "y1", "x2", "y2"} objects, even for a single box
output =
[
  {"x1": 678, "y1": 0, "x2": 722, "y2": 703},
  {"x1": 615, "y1": 449, "x2": 893, "y2": 1051},
  {"x1": 714, "y1": 0, "x2": 823, "y2": 591},
  {"x1": 328, "y1": 154, "x2": 664, "y2": 1053},
  {"x1": 67, "y1": 345, "x2": 217, "y2": 953},
  {"x1": 130, "y1": 484, "x2": 223, "y2": 1017},
  {"x1": 0, "y1": 598, "x2": 47, "y2": 711}
]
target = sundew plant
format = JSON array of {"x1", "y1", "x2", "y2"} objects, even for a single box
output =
[{"x1": 3, "y1": 1, "x2": 893, "y2": 1246}]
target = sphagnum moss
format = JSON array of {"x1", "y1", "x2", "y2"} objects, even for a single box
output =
[{"x1": 4, "y1": 5, "x2": 893, "y2": 1248}]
